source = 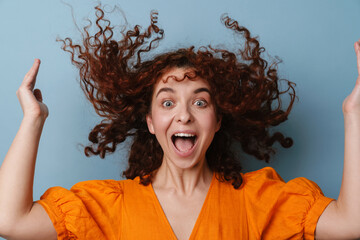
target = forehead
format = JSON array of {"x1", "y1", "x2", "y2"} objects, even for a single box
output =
[{"x1": 153, "y1": 67, "x2": 210, "y2": 93}]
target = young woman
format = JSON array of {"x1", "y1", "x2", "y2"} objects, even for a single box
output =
[{"x1": 1, "y1": 6, "x2": 360, "y2": 240}]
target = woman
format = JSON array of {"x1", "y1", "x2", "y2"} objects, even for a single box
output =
[{"x1": 0, "y1": 6, "x2": 360, "y2": 240}]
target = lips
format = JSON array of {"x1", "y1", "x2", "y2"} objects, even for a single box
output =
[{"x1": 171, "y1": 132, "x2": 198, "y2": 156}]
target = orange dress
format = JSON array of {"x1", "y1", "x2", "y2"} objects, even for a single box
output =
[{"x1": 37, "y1": 167, "x2": 333, "y2": 240}]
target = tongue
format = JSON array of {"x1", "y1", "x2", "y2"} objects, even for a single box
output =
[{"x1": 174, "y1": 137, "x2": 194, "y2": 152}]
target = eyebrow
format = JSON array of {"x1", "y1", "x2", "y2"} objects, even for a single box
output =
[
  {"x1": 156, "y1": 87, "x2": 174, "y2": 97},
  {"x1": 194, "y1": 88, "x2": 211, "y2": 95},
  {"x1": 155, "y1": 87, "x2": 211, "y2": 97}
]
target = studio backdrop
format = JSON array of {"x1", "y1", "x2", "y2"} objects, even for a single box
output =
[{"x1": 0, "y1": 2, "x2": 359, "y2": 231}]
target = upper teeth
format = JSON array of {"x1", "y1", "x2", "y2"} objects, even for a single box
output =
[{"x1": 174, "y1": 133, "x2": 195, "y2": 137}]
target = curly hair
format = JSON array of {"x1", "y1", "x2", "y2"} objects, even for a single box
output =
[{"x1": 59, "y1": 5, "x2": 296, "y2": 189}]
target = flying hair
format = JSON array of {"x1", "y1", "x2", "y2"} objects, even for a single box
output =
[{"x1": 58, "y1": 5, "x2": 296, "y2": 189}]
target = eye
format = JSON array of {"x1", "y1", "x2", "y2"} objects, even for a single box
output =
[
  {"x1": 162, "y1": 100, "x2": 174, "y2": 108},
  {"x1": 194, "y1": 99, "x2": 207, "y2": 107}
]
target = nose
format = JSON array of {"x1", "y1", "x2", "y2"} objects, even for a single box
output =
[{"x1": 175, "y1": 104, "x2": 193, "y2": 124}]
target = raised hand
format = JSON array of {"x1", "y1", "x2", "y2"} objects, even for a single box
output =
[
  {"x1": 342, "y1": 40, "x2": 360, "y2": 116},
  {"x1": 16, "y1": 59, "x2": 49, "y2": 120},
  {"x1": 0, "y1": 59, "x2": 56, "y2": 239}
]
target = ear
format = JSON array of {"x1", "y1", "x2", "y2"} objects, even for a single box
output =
[
  {"x1": 215, "y1": 115, "x2": 222, "y2": 132},
  {"x1": 146, "y1": 114, "x2": 155, "y2": 134}
]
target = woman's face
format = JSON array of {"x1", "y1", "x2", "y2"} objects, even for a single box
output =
[{"x1": 146, "y1": 67, "x2": 221, "y2": 169}]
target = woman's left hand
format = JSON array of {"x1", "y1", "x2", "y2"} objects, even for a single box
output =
[{"x1": 342, "y1": 40, "x2": 360, "y2": 117}]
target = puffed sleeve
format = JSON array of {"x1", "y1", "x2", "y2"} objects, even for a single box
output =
[
  {"x1": 36, "y1": 180, "x2": 123, "y2": 240},
  {"x1": 242, "y1": 167, "x2": 334, "y2": 240}
]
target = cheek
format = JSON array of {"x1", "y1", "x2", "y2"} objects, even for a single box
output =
[
  {"x1": 150, "y1": 109, "x2": 173, "y2": 133},
  {"x1": 199, "y1": 110, "x2": 219, "y2": 131}
]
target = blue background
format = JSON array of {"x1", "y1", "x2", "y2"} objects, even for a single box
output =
[{"x1": 0, "y1": 1, "x2": 359, "y2": 231}]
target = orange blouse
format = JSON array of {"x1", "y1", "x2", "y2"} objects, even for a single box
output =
[{"x1": 37, "y1": 167, "x2": 333, "y2": 240}]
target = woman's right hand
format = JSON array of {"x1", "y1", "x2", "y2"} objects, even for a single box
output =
[{"x1": 16, "y1": 59, "x2": 49, "y2": 120}]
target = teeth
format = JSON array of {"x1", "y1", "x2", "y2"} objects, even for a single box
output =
[{"x1": 174, "y1": 133, "x2": 195, "y2": 137}]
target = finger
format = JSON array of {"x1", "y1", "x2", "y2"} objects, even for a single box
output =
[
  {"x1": 22, "y1": 59, "x2": 41, "y2": 90},
  {"x1": 33, "y1": 89, "x2": 43, "y2": 103},
  {"x1": 355, "y1": 40, "x2": 360, "y2": 75}
]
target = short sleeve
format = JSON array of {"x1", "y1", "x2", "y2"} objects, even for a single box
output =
[
  {"x1": 242, "y1": 167, "x2": 334, "y2": 240},
  {"x1": 37, "y1": 180, "x2": 123, "y2": 240}
]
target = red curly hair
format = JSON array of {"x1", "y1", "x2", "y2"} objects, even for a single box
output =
[{"x1": 59, "y1": 6, "x2": 296, "y2": 189}]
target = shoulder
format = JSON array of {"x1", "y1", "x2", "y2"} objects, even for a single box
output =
[
  {"x1": 70, "y1": 179, "x2": 122, "y2": 193},
  {"x1": 241, "y1": 166, "x2": 323, "y2": 194},
  {"x1": 37, "y1": 177, "x2": 150, "y2": 238},
  {"x1": 40, "y1": 177, "x2": 146, "y2": 203},
  {"x1": 237, "y1": 167, "x2": 333, "y2": 239},
  {"x1": 242, "y1": 166, "x2": 283, "y2": 183},
  {"x1": 69, "y1": 177, "x2": 147, "y2": 195},
  {"x1": 213, "y1": 167, "x2": 283, "y2": 193},
  {"x1": 237, "y1": 166, "x2": 332, "y2": 216},
  {"x1": 38, "y1": 178, "x2": 144, "y2": 224}
]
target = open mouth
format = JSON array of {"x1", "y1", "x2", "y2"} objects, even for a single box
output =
[{"x1": 171, "y1": 133, "x2": 197, "y2": 153}]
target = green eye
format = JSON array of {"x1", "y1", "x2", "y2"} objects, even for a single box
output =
[
  {"x1": 195, "y1": 100, "x2": 207, "y2": 107},
  {"x1": 162, "y1": 100, "x2": 174, "y2": 107}
]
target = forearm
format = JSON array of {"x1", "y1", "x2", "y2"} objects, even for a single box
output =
[
  {"x1": 313, "y1": 40, "x2": 360, "y2": 239},
  {"x1": 0, "y1": 116, "x2": 45, "y2": 224},
  {"x1": 336, "y1": 114, "x2": 360, "y2": 227}
]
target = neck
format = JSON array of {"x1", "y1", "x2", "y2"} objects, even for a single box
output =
[{"x1": 151, "y1": 157, "x2": 213, "y2": 197}]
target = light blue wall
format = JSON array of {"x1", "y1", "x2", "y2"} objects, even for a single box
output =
[{"x1": 0, "y1": 1, "x2": 359, "y2": 228}]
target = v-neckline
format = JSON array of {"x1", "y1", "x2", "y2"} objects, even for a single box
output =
[{"x1": 149, "y1": 171, "x2": 216, "y2": 240}]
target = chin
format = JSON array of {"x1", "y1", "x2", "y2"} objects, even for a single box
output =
[{"x1": 166, "y1": 154, "x2": 205, "y2": 170}]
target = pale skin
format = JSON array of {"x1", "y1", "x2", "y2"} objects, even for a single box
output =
[
  {"x1": 146, "y1": 72, "x2": 220, "y2": 240},
  {"x1": 0, "y1": 40, "x2": 360, "y2": 239}
]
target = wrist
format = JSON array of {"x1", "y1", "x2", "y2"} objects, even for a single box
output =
[
  {"x1": 344, "y1": 113, "x2": 360, "y2": 128},
  {"x1": 22, "y1": 115, "x2": 47, "y2": 127}
]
